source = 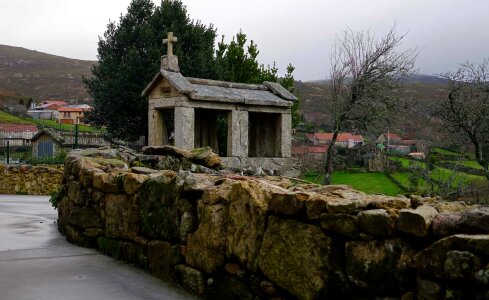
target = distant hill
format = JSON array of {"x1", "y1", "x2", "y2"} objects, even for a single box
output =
[
  {"x1": 301, "y1": 74, "x2": 448, "y2": 86},
  {"x1": 0, "y1": 44, "x2": 95, "y2": 103},
  {"x1": 295, "y1": 74, "x2": 452, "y2": 145}
]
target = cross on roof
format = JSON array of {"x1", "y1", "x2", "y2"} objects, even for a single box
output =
[{"x1": 163, "y1": 32, "x2": 178, "y2": 56}]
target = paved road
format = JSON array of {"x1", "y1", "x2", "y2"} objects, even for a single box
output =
[{"x1": 0, "y1": 195, "x2": 196, "y2": 300}]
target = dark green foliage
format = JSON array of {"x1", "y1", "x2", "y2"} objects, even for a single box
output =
[
  {"x1": 49, "y1": 188, "x2": 61, "y2": 209},
  {"x1": 215, "y1": 31, "x2": 278, "y2": 84},
  {"x1": 138, "y1": 176, "x2": 180, "y2": 241},
  {"x1": 281, "y1": 64, "x2": 302, "y2": 128},
  {"x1": 27, "y1": 150, "x2": 67, "y2": 165}
]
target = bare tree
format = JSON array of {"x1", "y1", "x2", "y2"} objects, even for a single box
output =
[
  {"x1": 323, "y1": 27, "x2": 417, "y2": 184},
  {"x1": 408, "y1": 161, "x2": 470, "y2": 199},
  {"x1": 435, "y1": 59, "x2": 489, "y2": 179}
]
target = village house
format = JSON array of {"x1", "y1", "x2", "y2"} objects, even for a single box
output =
[
  {"x1": 0, "y1": 123, "x2": 38, "y2": 147},
  {"x1": 142, "y1": 32, "x2": 297, "y2": 172},
  {"x1": 306, "y1": 132, "x2": 364, "y2": 148},
  {"x1": 376, "y1": 132, "x2": 429, "y2": 154},
  {"x1": 376, "y1": 132, "x2": 402, "y2": 145},
  {"x1": 31, "y1": 128, "x2": 108, "y2": 158},
  {"x1": 58, "y1": 106, "x2": 91, "y2": 124},
  {"x1": 27, "y1": 100, "x2": 92, "y2": 124},
  {"x1": 27, "y1": 100, "x2": 68, "y2": 120}
]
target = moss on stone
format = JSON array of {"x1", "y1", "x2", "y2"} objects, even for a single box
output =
[
  {"x1": 138, "y1": 174, "x2": 181, "y2": 241},
  {"x1": 93, "y1": 158, "x2": 127, "y2": 168}
]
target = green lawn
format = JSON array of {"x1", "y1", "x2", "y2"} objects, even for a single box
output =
[
  {"x1": 0, "y1": 110, "x2": 35, "y2": 124},
  {"x1": 431, "y1": 147, "x2": 466, "y2": 157},
  {"x1": 390, "y1": 172, "x2": 433, "y2": 194},
  {"x1": 389, "y1": 157, "x2": 425, "y2": 169},
  {"x1": 461, "y1": 160, "x2": 484, "y2": 170},
  {"x1": 303, "y1": 172, "x2": 403, "y2": 196}
]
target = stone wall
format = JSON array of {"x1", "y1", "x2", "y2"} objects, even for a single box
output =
[
  {"x1": 57, "y1": 148, "x2": 489, "y2": 300},
  {"x1": 0, "y1": 164, "x2": 63, "y2": 195}
]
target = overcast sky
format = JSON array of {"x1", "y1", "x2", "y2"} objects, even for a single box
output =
[{"x1": 0, "y1": 0, "x2": 488, "y2": 81}]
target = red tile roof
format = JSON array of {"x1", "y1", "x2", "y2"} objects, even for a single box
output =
[
  {"x1": 314, "y1": 132, "x2": 363, "y2": 142},
  {"x1": 292, "y1": 145, "x2": 328, "y2": 155},
  {"x1": 385, "y1": 133, "x2": 402, "y2": 140},
  {"x1": 314, "y1": 133, "x2": 333, "y2": 141},
  {"x1": 42, "y1": 100, "x2": 68, "y2": 106},
  {"x1": 0, "y1": 124, "x2": 38, "y2": 132},
  {"x1": 308, "y1": 146, "x2": 329, "y2": 153}
]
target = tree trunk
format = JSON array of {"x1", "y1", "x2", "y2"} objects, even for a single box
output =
[
  {"x1": 323, "y1": 131, "x2": 339, "y2": 185},
  {"x1": 473, "y1": 140, "x2": 489, "y2": 180}
]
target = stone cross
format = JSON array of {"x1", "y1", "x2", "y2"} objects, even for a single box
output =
[{"x1": 163, "y1": 32, "x2": 178, "y2": 56}]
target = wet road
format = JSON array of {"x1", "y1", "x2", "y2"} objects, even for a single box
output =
[{"x1": 0, "y1": 195, "x2": 196, "y2": 300}]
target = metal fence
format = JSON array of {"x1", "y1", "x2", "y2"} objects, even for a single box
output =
[{"x1": 0, "y1": 123, "x2": 109, "y2": 164}]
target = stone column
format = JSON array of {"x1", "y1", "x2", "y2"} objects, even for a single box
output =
[
  {"x1": 227, "y1": 110, "x2": 248, "y2": 157},
  {"x1": 280, "y1": 113, "x2": 292, "y2": 158},
  {"x1": 148, "y1": 108, "x2": 164, "y2": 146},
  {"x1": 174, "y1": 106, "x2": 195, "y2": 150}
]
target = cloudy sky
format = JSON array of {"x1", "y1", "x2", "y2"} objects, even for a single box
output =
[{"x1": 0, "y1": 0, "x2": 488, "y2": 81}]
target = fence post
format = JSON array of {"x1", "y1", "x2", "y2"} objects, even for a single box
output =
[
  {"x1": 6, "y1": 140, "x2": 9, "y2": 164},
  {"x1": 74, "y1": 124, "x2": 79, "y2": 149}
]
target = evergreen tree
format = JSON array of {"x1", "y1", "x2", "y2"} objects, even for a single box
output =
[
  {"x1": 280, "y1": 64, "x2": 301, "y2": 128},
  {"x1": 84, "y1": 0, "x2": 216, "y2": 141},
  {"x1": 215, "y1": 31, "x2": 278, "y2": 84}
]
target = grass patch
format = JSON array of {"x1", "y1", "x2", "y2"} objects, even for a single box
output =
[
  {"x1": 390, "y1": 172, "x2": 432, "y2": 194},
  {"x1": 460, "y1": 160, "x2": 484, "y2": 170},
  {"x1": 389, "y1": 156, "x2": 425, "y2": 169},
  {"x1": 31, "y1": 119, "x2": 100, "y2": 132},
  {"x1": 303, "y1": 171, "x2": 403, "y2": 196},
  {"x1": 431, "y1": 147, "x2": 466, "y2": 157},
  {"x1": 0, "y1": 110, "x2": 35, "y2": 124}
]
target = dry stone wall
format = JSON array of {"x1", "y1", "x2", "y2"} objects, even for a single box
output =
[
  {"x1": 0, "y1": 164, "x2": 63, "y2": 195},
  {"x1": 57, "y1": 148, "x2": 489, "y2": 300}
]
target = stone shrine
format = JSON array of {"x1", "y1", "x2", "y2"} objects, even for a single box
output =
[{"x1": 142, "y1": 32, "x2": 296, "y2": 171}]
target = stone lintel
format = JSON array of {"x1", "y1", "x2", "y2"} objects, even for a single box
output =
[
  {"x1": 245, "y1": 106, "x2": 290, "y2": 114},
  {"x1": 189, "y1": 93, "x2": 245, "y2": 104},
  {"x1": 175, "y1": 100, "x2": 237, "y2": 111},
  {"x1": 174, "y1": 106, "x2": 195, "y2": 151},
  {"x1": 153, "y1": 97, "x2": 178, "y2": 109}
]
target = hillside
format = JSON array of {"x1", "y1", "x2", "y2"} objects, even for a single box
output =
[
  {"x1": 295, "y1": 74, "x2": 454, "y2": 146},
  {"x1": 0, "y1": 44, "x2": 95, "y2": 103}
]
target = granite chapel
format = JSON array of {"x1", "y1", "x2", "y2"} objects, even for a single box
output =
[{"x1": 142, "y1": 32, "x2": 297, "y2": 171}]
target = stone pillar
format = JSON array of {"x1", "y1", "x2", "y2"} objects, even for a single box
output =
[
  {"x1": 148, "y1": 108, "x2": 164, "y2": 146},
  {"x1": 174, "y1": 106, "x2": 195, "y2": 151},
  {"x1": 280, "y1": 113, "x2": 292, "y2": 158},
  {"x1": 227, "y1": 110, "x2": 248, "y2": 157}
]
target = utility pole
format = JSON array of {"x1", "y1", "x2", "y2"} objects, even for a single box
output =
[{"x1": 74, "y1": 124, "x2": 79, "y2": 149}]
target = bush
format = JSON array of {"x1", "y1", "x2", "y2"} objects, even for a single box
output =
[
  {"x1": 26, "y1": 150, "x2": 67, "y2": 165},
  {"x1": 49, "y1": 188, "x2": 61, "y2": 209}
]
